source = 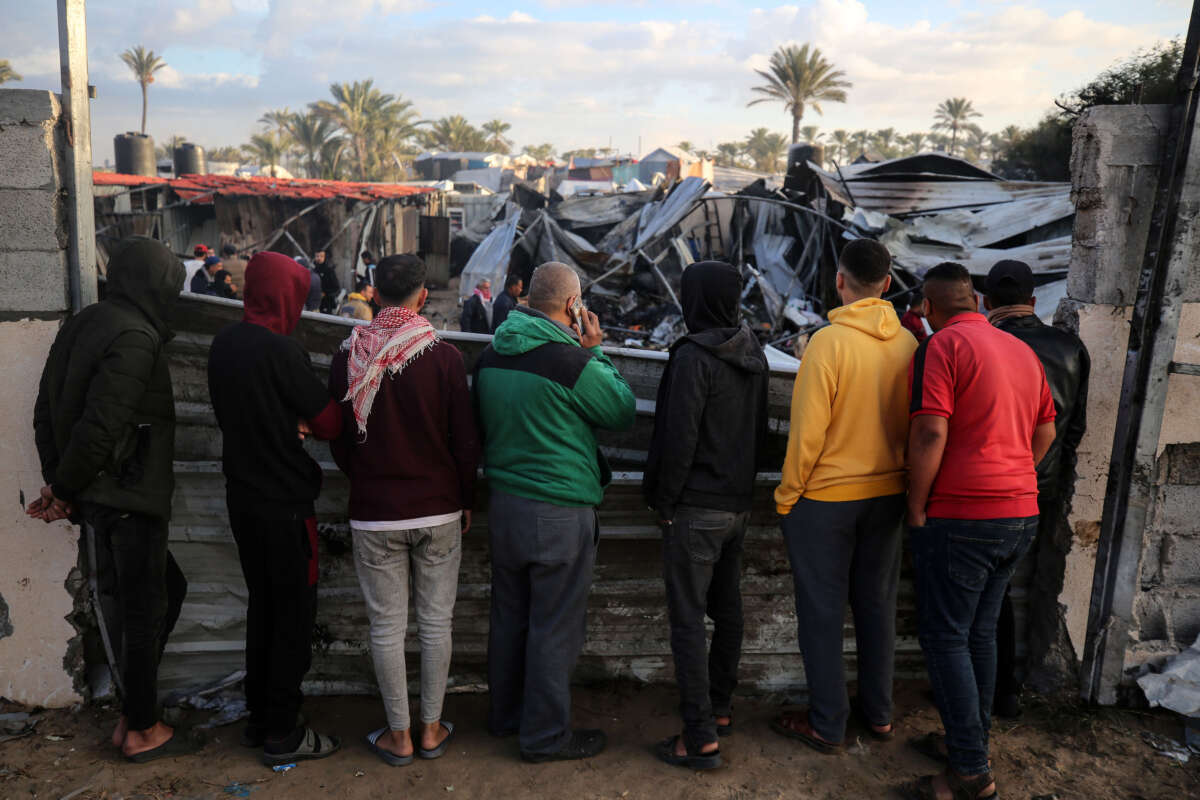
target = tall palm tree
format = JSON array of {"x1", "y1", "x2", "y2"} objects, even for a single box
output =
[
  {"x1": 932, "y1": 97, "x2": 982, "y2": 157},
  {"x1": 748, "y1": 43, "x2": 851, "y2": 144},
  {"x1": 906, "y1": 132, "x2": 928, "y2": 155},
  {"x1": 311, "y1": 80, "x2": 403, "y2": 180},
  {"x1": 715, "y1": 141, "x2": 745, "y2": 168},
  {"x1": 745, "y1": 128, "x2": 789, "y2": 173},
  {"x1": 258, "y1": 107, "x2": 294, "y2": 132},
  {"x1": 850, "y1": 129, "x2": 871, "y2": 159},
  {"x1": 287, "y1": 112, "x2": 341, "y2": 179},
  {"x1": 829, "y1": 129, "x2": 850, "y2": 163},
  {"x1": 799, "y1": 125, "x2": 822, "y2": 144},
  {"x1": 482, "y1": 119, "x2": 513, "y2": 154},
  {"x1": 423, "y1": 115, "x2": 488, "y2": 152},
  {"x1": 120, "y1": 45, "x2": 167, "y2": 135},
  {"x1": 963, "y1": 124, "x2": 989, "y2": 163},
  {"x1": 0, "y1": 60, "x2": 22, "y2": 84},
  {"x1": 874, "y1": 128, "x2": 898, "y2": 157},
  {"x1": 242, "y1": 131, "x2": 292, "y2": 177},
  {"x1": 991, "y1": 125, "x2": 1022, "y2": 161}
]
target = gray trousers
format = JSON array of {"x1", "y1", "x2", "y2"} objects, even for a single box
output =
[
  {"x1": 780, "y1": 493, "x2": 905, "y2": 743},
  {"x1": 486, "y1": 488, "x2": 598, "y2": 755},
  {"x1": 352, "y1": 520, "x2": 462, "y2": 731}
]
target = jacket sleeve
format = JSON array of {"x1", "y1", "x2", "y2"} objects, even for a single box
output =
[
  {"x1": 571, "y1": 349, "x2": 637, "y2": 432},
  {"x1": 52, "y1": 330, "x2": 158, "y2": 501},
  {"x1": 445, "y1": 348, "x2": 481, "y2": 510},
  {"x1": 326, "y1": 353, "x2": 354, "y2": 476},
  {"x1": 648, "y1": 349, "x2": 709, "y2": 519},
  {"x1": 773, "y1": 335, "x2": 836, "y2": 515},
  {"x1": 1063, "y1": 343, "x2": 1091, "y2": 463},
  {"x1": 33, "y1": 353, "x2": 59, "y2": 486}
]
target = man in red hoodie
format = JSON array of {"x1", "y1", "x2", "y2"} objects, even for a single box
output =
[{"x1": 207, "y1": 252, "x2": 344, "y2": 766}]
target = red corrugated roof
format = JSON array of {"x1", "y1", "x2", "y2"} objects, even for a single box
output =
[{"x1": 93, "y1": 172, "x2": 436, "y2": 203}]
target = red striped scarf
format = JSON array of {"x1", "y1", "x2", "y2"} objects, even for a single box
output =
[{"x1": 341, "y1": 306, "x2": 438, "y2": 437}]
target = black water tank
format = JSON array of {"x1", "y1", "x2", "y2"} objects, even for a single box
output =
[
  {"x1": 784, "y1": 143, "x2": 824, "y2": 193},
  {"x1": 173, "y1": 142, "x2": 206, "y2": 176},
  {"x1": 114, "y1": 132, "x2": 156, "y2": 176}
]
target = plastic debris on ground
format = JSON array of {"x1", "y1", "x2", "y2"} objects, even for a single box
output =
[
  {"x1": 0, "y1": 711, "x2": 38, "y2": 743},
  {"x1": 1137, "y1": 633, "x2": 1200, "y2": 716},
  {"x1": 224, "y1": 782, "x2": 260, "y2": 797},
  {"x1": 272, "y1": 763, "x2": 297, "y2": 773},
  {"x1": 163, "y1": 670, "x2": 250, "y2": 730}
]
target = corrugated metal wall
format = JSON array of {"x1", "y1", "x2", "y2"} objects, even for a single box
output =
[{"x1": 157, "y1": 295, "x2": 1030, "y2": 695}]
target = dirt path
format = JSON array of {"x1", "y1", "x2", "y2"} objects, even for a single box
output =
[{"x1": 1, "y1": 682, "x2": 1195, "y2": 799}]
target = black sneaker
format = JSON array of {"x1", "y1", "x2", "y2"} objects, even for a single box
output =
[{"x1": 520, "y1": 729, "x2": 607, "y2": 763}]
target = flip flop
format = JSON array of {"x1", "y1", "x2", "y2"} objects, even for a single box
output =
[
  {"x1": 124, "y1": 732, "x2": 202, "y2": 764},
  {"x1": 770, "y1": 711, "x2": 842, "y2": 755},
  {"x1": 366, "y1": 727, "x2": 414, "y2": 767},
  {"x1": 417, "y1": 721, "x2": 455, "y2": 760},
  {"x1": 261, "y1": 727, "x2": 341, "y2": 767},
  {"x1": 654, "y1": 735, "x2": 722, "y2": 770}
]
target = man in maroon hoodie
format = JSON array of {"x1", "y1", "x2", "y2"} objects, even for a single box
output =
[
  {"x1": 328, "y1": 254, "x2": 479, "y2": 766},
  {"x1": 207, "y1": 252, "x2": 344, "y2": 766}
]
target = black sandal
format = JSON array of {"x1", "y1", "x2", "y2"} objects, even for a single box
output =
[
  {"x1": 654, "y1": 735, "x2": 722, "y2": 770},
  {"x1": 124, "y1": 731, "x2": 202, "y2": 763},
  {"x1": 899, "y1": 769, "x2": 999, "y2": 799},
  {"x1": 716, "y1": 715, "x2": 733, "y2": 737},
  {"x1": 261, "y1": 727, "x2": 341, "y2": 766}
]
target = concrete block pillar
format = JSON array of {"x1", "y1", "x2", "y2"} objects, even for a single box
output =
[{"x1": 0, "y1": 88, "x2": 83, "y2": 706}]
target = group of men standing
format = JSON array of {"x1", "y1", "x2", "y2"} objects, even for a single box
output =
[
  {"x1": 28, "y1": 234, "x2": 1087, "y2": 797},
  {"x1": 460, "y1": 274, "x2": 525, "y2": 334}
]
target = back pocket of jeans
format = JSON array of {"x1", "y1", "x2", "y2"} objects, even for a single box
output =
[
  {"x1": 684, "y1": 519, "x2": 725, "y2": 565},
  {"x1": 423, "y1": 522, "x2": 462, "y2": 564},
  {"x1": 947, "y1": 533, "x2": 1004, "y2": 590}
]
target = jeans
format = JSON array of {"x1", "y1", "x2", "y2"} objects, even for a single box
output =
[
  {"x1": 84, "y1": 503, "x2": 188, "y2": 731},
  {"x1": 662, "y1": 505, "x2": 749, "y2": 753},
  {"x1": 780, "y1": 494, "x2": 905, "y2": 743},
  {"x1": 230, "y1": 510, "x2": 319, "y2": 737},
  {"x1": 910, "y1": 516, "x2": 1037, "y2": 775},
  {"x1": 486, "y1": 489, "x2": 598, "y2": 755},
  {"x1": 352, "y1": 520, "x2": 462, "y2": 731}
]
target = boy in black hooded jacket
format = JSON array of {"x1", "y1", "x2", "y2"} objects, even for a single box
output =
[{"x1": 643, "y1": 260, "x2": 769, "y2": 769}]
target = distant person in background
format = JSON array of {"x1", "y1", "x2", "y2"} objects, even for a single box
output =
[
  {"x1": 189, "y1": 255, "x2": 223, "y2": 295},
  {"x1": 460, "y1": 279, "x2": 491, "y2": 334},
  {"x1": 207, "y1": 252, "x2": 345, "y2": 767},
  {"x1": 314, "y1": 250, "x2": 341, "y2": 314},
  {"x1": 221, "y1": 244, "x2": 248, "y2": 288},
  {"x1": 213, "y1": 269, "x2": 239, "y2": 300},
  {"x1": 183, "y1": 244, "x2": 212, "y2": 286},
  {"x1": 298, "y1": 257, "x2": 322, "y2": 312},
  {"x1": 339, "y1": 279, "x2": 376, "y2": 321},
  {"x1": 491, "y1": 274, "x2": 523, "y2": 333},
  {"x1": 900, "y1": 291, "x2": 928, "y2": 342},
  {"x1": 982, "y1": 260, "x2": 1089, "y2": 719},
  {"x1": 360, "y1": 251, "x2": 377, "y2": 286}
]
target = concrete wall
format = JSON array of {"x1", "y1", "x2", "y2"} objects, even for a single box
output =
[
  {"x1": 0, "y1": 89, "x2": 81, "y2": 706},
  {"x1": 1059, "y1": 104, "x2": 1200, "y2": 687}
]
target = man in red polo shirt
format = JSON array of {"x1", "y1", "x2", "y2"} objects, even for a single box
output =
[{"x1": 901, "y1": 262, "x2": 1056, "y2": 800}]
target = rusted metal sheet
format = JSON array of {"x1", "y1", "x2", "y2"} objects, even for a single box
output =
[{"x1": 160, "y1": 294, "x2": 1029, "y2": 695}]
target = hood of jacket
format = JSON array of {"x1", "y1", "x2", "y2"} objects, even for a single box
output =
[
  {"x1": 492, "y1": 305, "x2": 579, "y2": 356},
  {"x1": 677, "y1": 325, "x2": 768, "y2": 374},
  {"x1": 682, "y1": 260, "x2": 740, "y2": 332},
  {"x1": 827, "y1": 297, "x2": 904, "y2": 341},
  {"x1": 105, "y1": 236, "x2": 186, "y2": 340},
  {"x1": 242, "y1": 251, "x2": 311, "y2": 335}
]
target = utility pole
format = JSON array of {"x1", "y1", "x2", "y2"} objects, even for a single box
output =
[{"x1": 57, "y1": 0, "x2": 98, "y2": 311}]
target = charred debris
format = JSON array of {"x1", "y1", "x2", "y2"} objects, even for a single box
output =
[{"x1": 454, "y1": 147, "x2": 1073, "y2": 354}]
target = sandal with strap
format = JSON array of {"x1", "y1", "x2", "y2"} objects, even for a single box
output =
[
  {"x1": 261, "y1": 727, "x2": 341, "y2": 766},
  {"x1": 769, "y1": 710, "x2": 842, "y2": 755},
  {"x1": 654, "y1": 735, "x2": 722, "y2": 770},
  {"x1": 899, "y1": 769, "x2": 999, "y2": 800},
  {"x1": 716, "y1": 715, "x2": 733, "y2": 738}
]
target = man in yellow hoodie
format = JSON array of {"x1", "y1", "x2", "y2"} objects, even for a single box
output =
[{"x1": 770, "y1": 238, "x2": 917, "y2": 754}]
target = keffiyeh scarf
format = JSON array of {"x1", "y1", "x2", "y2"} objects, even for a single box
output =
[{"x1": 341, "y1": 306, "x2": 438, "y2": 436}]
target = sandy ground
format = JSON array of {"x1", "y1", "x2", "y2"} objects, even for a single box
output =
[{"x1": 1, "y1": 681, "x2": 1196, "y2": 800}]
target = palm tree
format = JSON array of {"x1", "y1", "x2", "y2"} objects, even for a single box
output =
[
  {"x1": 932, "y1": 97, "x2": 982, "y2": 157},
  {"x1": 120, "y1": 45, "x2": 167, "y2": 135},
  {"x1": 287, "y1": 112, "x2": 341, "y2": 179},
  {"x1": 829, "y1": 129, "x2": 850, "y2": 163},
  {"x1": 482, "y1": 119, "x2": 513, "y2": 153},
  {"x1": 242, "y1": 131, "x2": 292, "y2": 177},
  {"x1": 208, "y1": 145, "x2": 243, "y2": 164},
  {"x1": 423, "y1": 115, "x2": 488, "y2": 152},
  {"x1": 523, "y1": 143, "x2": 556, "y2": 162},
  {"x1": 850, "y1": 129, "x2": 871, "y2": 159},
  {"x1": 155, "y1": 134, "x2": 185, "y2": 161},
  {"x1": 991, "y1": 125, "x2": 1022, "y2": 161},
  {"x1": 799, "y1": 125, "x2": 822, "y2": 144},
  {"x1": 0, "y1": 60, "x2": 22, "y2": 84},
  {"x1": 963, "y1": 124, "x2": 989, "y2": 163},
  {"x1": 748, "y1": 43, "x2": 851, "y2": 144},
  {"x1": 874, "y1": 128, "x2": 898, "y2": 157},
  {"x1": 715, "y1": 141, "x2": 745, "y2": 168},
  {"x1": 745, "y1": 128, "x2": 789, "y2": 173},
  {"x1": 677, "y1": 140, "x2": 695, "y2": 154},
  {"x1": 906, "y1": 132, "x2": 928, "y2": 155},
  {"x1": 311, "y1": 80, "x2": 405, "y2": 180},
  {"x1": 258, "y1": 107, "x2": 294, "y2": 132}
]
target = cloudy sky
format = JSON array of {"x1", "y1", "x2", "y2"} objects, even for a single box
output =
[{"x1": 6, "y1": 0, "x2": 1188, "y2": 165}]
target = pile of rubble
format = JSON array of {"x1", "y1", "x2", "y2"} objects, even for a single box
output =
[{"x1": 451, "y1": 151, "x2": 1073, "y2": 353}]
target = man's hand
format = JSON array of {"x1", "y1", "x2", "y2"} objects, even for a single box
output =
[
  {"x1": 461, "y1": 510, "x2": 472, "y2": 535},
  {"x1": 297, "y1": 420, "x2": 312, "y2": 441},
  {"x1": 906, "y1": 506, "x2": 927, "y2": 528},
  {"x1": 574, "y1": 309, "x2": 604, "y2": 349},
  {"x1": 26, "y1": 486, "x2": 71, "y2": 524}
]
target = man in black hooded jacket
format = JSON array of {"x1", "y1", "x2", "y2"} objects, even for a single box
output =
[
  {"x1": 30, "y1": 236, "x2": 190, "y2": 763},
  {"x1": 643, "y1": 260, "x2": 769, "y2": 770}
]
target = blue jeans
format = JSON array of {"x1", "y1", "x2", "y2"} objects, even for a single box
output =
[{"x1": 910, "y1": 516, "x2": 1037, "y2": 775}]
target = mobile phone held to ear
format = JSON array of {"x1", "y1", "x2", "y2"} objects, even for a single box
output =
[{"x1": 570, "y1": 296, "x2": 586, "y2": 329}]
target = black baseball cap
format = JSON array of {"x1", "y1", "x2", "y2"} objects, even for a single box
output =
[{"x1": 985, "y1": 259, "x2": 1034, "y2": 298}]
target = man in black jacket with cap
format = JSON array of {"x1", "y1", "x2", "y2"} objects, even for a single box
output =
[
  {"x1": 30, "y1": 236, "x2": 190, "y2": 762},
  {"x1": 983, "y1": 259, "x2": 1090, "y2": 716},
  {"x1": 643, "y1": 260, "x2": 769, "y2": 770}
]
